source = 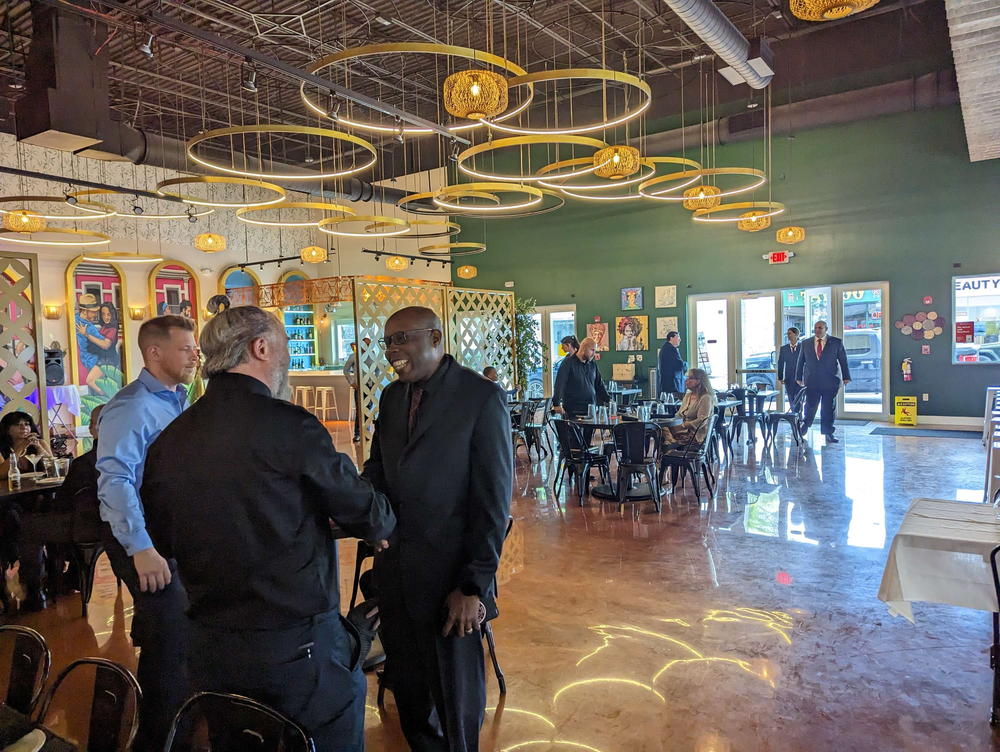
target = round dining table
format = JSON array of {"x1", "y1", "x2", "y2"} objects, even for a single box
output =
[{"x1": 567, "y1": 415, "x2": 682, "y2": 502}]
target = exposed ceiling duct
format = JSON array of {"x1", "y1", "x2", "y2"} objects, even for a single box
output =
[
  {"x1": 944, "y1": 0, "x2": 1000, "y2": 162},
  {"x1": 635, "y1": 70, "x2": 959, "y2": 154},
  {"x1": 12, "y1": 4, "x2": 415, "y2": 206},
  {"x1": 662, "y1": 0, "x2": 774, "y2": 89}
]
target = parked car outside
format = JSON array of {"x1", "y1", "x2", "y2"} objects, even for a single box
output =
[{"x1": 742, "y1": 329, "x2": 882, "y2": 392}]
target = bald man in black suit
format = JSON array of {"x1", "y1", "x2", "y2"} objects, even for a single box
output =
[{"x1": 363, "y1": 306, "x2": 513, "y2": 752}]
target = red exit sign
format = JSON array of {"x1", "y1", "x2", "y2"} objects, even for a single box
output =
[{"x1": 769, "y1": 251, "x2": 790, "y2": 265}]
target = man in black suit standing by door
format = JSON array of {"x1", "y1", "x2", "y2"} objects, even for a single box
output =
[
  {"x1": 795, "y1": 320, "x2": 851, "y2": 443},
  {"x1": 776, "y1": 326, "x2": 802, "y2": 408},
  {"x1": 363, "y1": 306, "x2": 513, "y2": 752},
  {"x1": 658, "y1": 331, "x2": 688, "y2": 396}
]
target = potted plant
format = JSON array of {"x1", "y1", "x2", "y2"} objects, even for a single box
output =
[{"x1": 514, "y1": 297, "x2": 546, "y2": 395}]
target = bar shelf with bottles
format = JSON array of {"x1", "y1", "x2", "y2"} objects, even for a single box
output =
[{"x1": 284, "y1": 306, "x2": 317, "y2": 372}]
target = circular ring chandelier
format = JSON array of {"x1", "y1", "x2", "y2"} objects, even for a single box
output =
[
  {"x1": 434, "y1": 182, "x2": 544, "y2": 213},
  {"x1": 397, "y1": 188, "x2": 501, "y2": 216},
  {"x1": 691, "y1": 201, "x2": 786, "y2": 224},
  {"x1": 536, "y1": 156, "x2": 702, "y2": 201},
  {"x1": 156, "y1": 177, "x2": 286, "y2": 209},
  {"x1": 187, "y1": 125, "x2": 377, "y2": 181},
  {"x1": 300, "y1": 43, "x2": 534, "y2": 134},
  {"x1": 487, "y1": 68, "x2": 652, "y2": 136},
  {"x1": 0, "y1": 195, "x2": 116, "y2": 221},
  {"x1": 82, "y1": 251, "x2": 163, "y2": 263},
  {"x1": 66, "y1": 188, "x2": 214, "y2": 220},
  {"x1": 418, "y1": 242, "x2": 486, "y2": 257},
  {"x1": 458, "y1": 135, "x2": 609, "y2": 183},
  {"x1": 235, "y1": 201, "x2": 356, "y2": 228},
  {"x1": 0, "y1": 227, "x2": 111, "y2": 246},
  {"x1": 318, "y1": 215, "x2": 411, "y2": 238},
  {"x1": 448, "y1": 189, "x2": 566, "y2": 219},
  {"x1": 365, "y1": 218, "x2": 461, "y2": 239},
  {"x1": 639, "y1": 167, "x2": 766, "y2": 202}
]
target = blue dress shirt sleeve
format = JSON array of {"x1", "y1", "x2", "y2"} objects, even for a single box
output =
[{"x1": 96, "y1": 396, "x2": 155, "y2": 555}]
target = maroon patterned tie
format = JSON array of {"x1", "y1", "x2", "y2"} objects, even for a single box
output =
[{"x1": 408, "y1": 386, "x2": 424, "y2": 437}]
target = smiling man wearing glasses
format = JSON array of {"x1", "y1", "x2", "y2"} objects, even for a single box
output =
[{"x1": 364, "y1": 306, "x2": 513, "y2": 752}]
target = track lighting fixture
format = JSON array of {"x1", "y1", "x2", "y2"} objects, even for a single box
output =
[
  {"x1": 132, "y1": 203, "x2": 144, "y2": 215},
  {"x1": 65, "y1": 193, "x2": 77, "y2": 205},
  {"x1": 241, "y1": 59, "x2": 258, "y2": 94},
  {"x1": 137, "y1": 33, "x2": 154, "y2": 59},
  {"x1": 187, "y1": 208, "x2": 198, "y2": 224}
]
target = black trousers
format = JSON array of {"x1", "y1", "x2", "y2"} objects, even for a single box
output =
[
  {"x1": 190, "y1": 610, "x2": 365, "y2": 752},
  {"x1": 784, "y1": 381, "x2": 802, "y2": 409},
  {"x1": 802, "y1": 388, "x2": 837, "y2": 435},
  {"x1": 353, "y1": 387, "x2": 360, "y2": 437},
  {"x1": 378, "y1": 567, "x2": 485, "y2": 752},
  {"x1": 102, "y1": 529, "x2": 190, "y2": 752}
]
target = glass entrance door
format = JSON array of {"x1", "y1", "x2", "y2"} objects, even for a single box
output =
[
  {"x1": 737, "y1": 294, "x2": 778, "y2": 390},
  {"x1": 530, "y1": 304, "x2": 577, "y2": 398},
  {"x1": 803, "y1": 286, "x2": 832, "y2": 336},
  {"x1": 840, "y1": 286, "x2": 886, "y2": 415},
  {"x1": 694, "y1": 298, "x2": 731, "y2": 392}
]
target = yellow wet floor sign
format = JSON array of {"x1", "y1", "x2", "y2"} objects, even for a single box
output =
[{"x1": 895, "y1": 396, "x2": 917, "y2": 426}]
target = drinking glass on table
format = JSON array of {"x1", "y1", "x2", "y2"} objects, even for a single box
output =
[
  {"x1": 42, "y1": 457, "x2": 69, "y2": 479},
  {"x1": 23, "y1": 447, "x2": 40, "y2": 476}
]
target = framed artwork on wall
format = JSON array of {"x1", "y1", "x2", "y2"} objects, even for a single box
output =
[
  {"x1": 587, "y1": 322, "x2": 610, "y2": 351},
  {"x1": 656, "y1": 316, "x2": 679, "y2": 339},
  {"x1": 616, "y1": 315, "x2": 648, "y2": 351},
  {"x1": 655, "y1": 285, "x2": 677, "y2": 308},
  {"x1": 621, "y1": 287, "x2": 643, "y2": 311}
]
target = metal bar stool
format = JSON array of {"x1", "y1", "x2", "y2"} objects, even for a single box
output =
[
  {"x1": 293, "y1": 386, "x2": 315, "y2": 413},
  {"x1": 314, "y1": 386, "x2": 340, "y2": 421}
]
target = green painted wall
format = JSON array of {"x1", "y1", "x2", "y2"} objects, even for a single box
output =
[{"x1": 456, "y1": 106, "x2": 1000, "y2": 418}]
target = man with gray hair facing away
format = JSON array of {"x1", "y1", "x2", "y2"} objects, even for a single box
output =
[{"x1": 141, "y1": 305, "x2": 396, "y2": 751}]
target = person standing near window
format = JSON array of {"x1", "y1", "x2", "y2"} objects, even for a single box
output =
[
  {"x1": 777, "y1": 327, "x2": 802, "y2": 406},
  {"x1": 658, "y1": 331, "x2": 688, "y2": 396},
  {"x1": 795, "y1": 320, "x2": 851, "y2": 443}
]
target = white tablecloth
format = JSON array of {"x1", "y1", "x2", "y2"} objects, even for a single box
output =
[{"x1": 878, "y1": 498, "x2": 1000, "y2": 622}]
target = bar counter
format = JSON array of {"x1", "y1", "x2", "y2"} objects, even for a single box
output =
[{"x1": 288, "y1": 369, "x2": 352, "y2": 421}]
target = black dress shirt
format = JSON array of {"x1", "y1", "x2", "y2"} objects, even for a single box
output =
[
  {"x1": 552, "y1": 355, "x2": 609, "y2": 415},
  {"x1": 141, "y1": 372, "x2": 395, "y2": 630}
]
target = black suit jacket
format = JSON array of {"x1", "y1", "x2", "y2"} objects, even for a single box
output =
[
  {"x1": 658, "y1": 343, "x2": 688, "y2": 394},
  {"x1": 362, "y1": 355, "x2": 513, "y2": 624},
  {"x1": 776, "y1": 343, "x2": 801, "y2": 383},
  {"x1": 794, "y1": 336, "x2": 851, "y2": 394}
]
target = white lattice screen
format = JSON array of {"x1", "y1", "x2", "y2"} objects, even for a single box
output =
[{"x1": 0, "y1": 253, "x2": 47, "y2": 434}]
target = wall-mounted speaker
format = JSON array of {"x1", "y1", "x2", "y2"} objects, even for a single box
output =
[{"x1": 44, "y1": 349, "x2": 64, "y2": 386}]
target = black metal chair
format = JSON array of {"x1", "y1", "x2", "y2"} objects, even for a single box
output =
[
  {"x1": 610, "y1": 422, "x2": 663, "y2": 512},
  {"x1": 349, "y1": 540, "x2": 376, "y2": 611},
  {"x1": 0, "y1": 626, "x2": 50, "y2": 715},
  {"x1": 512, "y1": 398, "x2": 537, "y2": 458},
  {"x1": 553, "y1": 419, "x2": 612, "y2": 505},
  {"x1": 164, "y1": 691, "x2": 314, "y2": 752},
  {"x1": 525, "y1": 398, "x2": 553, "y2": 458},
  {"x1": 764, "y1": 387, "x2": 809, "y2": 446},
  {"x1": 659, "y1": 414, "x2": 719, "y2": 501},
  {"x1": 729, "y1": 387, "x2": 769, "y2": 446},
  {"x1": 35, "y1": 658, "x2": 141, "y2": 752}
]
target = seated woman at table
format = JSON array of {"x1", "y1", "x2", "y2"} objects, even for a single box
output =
[
  {"x1": 0, "y1": 412, "x2": 55, "y2": 611},
  {"x1": 661, "y1": 368, "x2": 717, "y2": 448},
  {"x1": 0, "y1": 411, "x2": 53, "y2": 474}
]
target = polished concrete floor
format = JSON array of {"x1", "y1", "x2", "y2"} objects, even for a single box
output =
[{"x1": 7, "y1": 419, "x2": 1000, "y2": 751}]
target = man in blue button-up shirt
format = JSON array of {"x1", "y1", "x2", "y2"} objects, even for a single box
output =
[{"x1": 96, "y1": 314, "x2": 200, "y2": 752}]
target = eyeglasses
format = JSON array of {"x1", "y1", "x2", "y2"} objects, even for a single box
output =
[{"x1": 378, "y1": 328, "x2": 437, "y2": 348}]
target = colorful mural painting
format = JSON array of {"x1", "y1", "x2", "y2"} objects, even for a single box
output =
[
  {"x1": 68, "y1": 259, "x2": 127, "y2": 436},
  {"x1": 151, "y1": 263, "x2": 198, "y2": 323}
]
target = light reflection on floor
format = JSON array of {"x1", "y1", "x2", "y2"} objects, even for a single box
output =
[{"x1": 9, "y1": 420, "x2": 999, "y2": 750}]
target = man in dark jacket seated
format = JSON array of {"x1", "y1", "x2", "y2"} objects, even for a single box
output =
[{"x1": 17, "y1": 405, "x2": 106, "y2": 611}]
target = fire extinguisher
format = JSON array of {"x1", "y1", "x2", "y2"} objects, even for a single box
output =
[{"x1": 902, "y1": 357, "x2": 912, "y2": 382}]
